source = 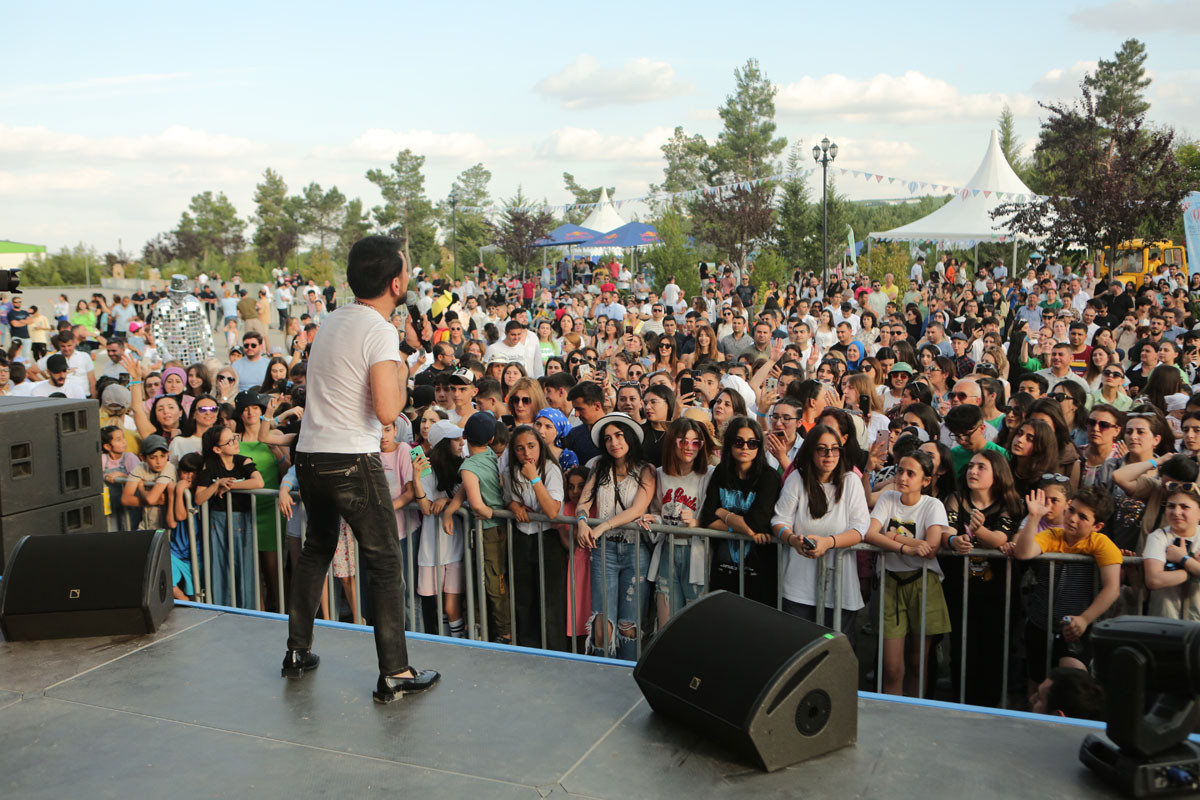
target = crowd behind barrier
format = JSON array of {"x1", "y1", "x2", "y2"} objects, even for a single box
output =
[
  {"x1": 106, "y1": 485, "x2": 1149, "y2": 711},
  {"x1": 8, "y1": 251, "x2": 1200, "y2": 725}
]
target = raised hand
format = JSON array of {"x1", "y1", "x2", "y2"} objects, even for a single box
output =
[{"x1": 1025, "y1": 488, "x2": 1051, "y2": 519}]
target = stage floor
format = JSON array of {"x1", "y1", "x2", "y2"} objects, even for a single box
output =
[{"x1": 0, "y1": 604, "x2": 1126, "y2": 799}]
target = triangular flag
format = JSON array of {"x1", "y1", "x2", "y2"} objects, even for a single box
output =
[
  {"x1": 888, "y1": 177, "x2": 895, "y2": 184},
  {"x1": 983, "y1": 191, "x2": 991, "y2": 198},
  {"x1": 875, "y1": 175, "x2": 884, "y2": 183}
]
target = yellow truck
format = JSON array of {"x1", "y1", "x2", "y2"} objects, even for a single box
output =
[{"x1": 1097, "y1": 240, "x2": 1188, "y2": 287}]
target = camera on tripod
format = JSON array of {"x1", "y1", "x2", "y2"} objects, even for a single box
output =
[{"x1": 0, "y1": 268, "x2": 20, "y2": 294}]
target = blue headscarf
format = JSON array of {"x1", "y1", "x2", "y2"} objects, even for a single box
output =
[
  {"x1": 846, "y1": 341, "x2": 866, "y2": 371},
  {"x1": 535, "y1": 407, "x2": 578, "y2": 470}
]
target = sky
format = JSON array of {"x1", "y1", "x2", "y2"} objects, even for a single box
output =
[{"x1": 3, "y1": 0, "x2": 1199, "y2": 256}]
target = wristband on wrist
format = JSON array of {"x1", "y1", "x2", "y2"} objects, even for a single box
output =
[
  {"x1": 1180, "y1": 554, "x2": 1191, "y2": 567},
  {"x1": 900, "y1": 543, "x2": 907, "y2": 555},
  {"x1": 948, "y1": 534, "x2": 957, "y2": 548},
  {"x1": 530, "y1": 475, "x2": 541, "y2": 485},
  {"x1": 129, "y1": 380, "x2": 142, "y2": 385},
  {"x1": 1149, "y1": 458, "x2": 1158, "y2": 468}
]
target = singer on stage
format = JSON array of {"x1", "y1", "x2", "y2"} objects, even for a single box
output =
[{"x1": 281, "y1": 235, "x2": 439, "y2": 703}]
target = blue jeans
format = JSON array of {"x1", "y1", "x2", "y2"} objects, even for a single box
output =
[
  {"x1": 208, "y1": 509, "x2": 255, "y2": 608},
  {"x1": 588, "y1": 536, "x2": 650, "y2": 661},
  {"x1": 655, "y1": 539, "x2": 703, "y2": 619}
]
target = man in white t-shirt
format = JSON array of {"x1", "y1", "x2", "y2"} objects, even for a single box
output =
[
  {"x1": 661, "y1": 276, "x2": 681, "y2": 308},
  {"x1": 909, "y1": 256, "x2": 925, "y2": 283},
  {"x1": 38, "y1": 332, "x2": 95, "y2": 398},
  {"x1": 21, "y1": 353, "x2": 90, "y2": 399},
  {"x1": 285, "y1": 234, "x2": 439, "y2": 701}
]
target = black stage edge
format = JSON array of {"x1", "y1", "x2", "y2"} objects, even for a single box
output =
[{"x1": 1, "y1": 604, "x2": 1131, "y2": 799}]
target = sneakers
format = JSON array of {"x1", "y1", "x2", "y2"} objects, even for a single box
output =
[{"x1": 281, "y1": 649, "x2": 320, "y2": 678}]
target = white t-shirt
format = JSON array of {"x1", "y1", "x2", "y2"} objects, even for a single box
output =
[
  {"x1": 871, "y1": 491, "x2": 948, "y2": 577},
  {"x1": 417, "y1": 471, "x2": 464, "y2": 567},
  {"x1": 662, "y1": 282, "x2": 681, "y2": 307},
  {"x1": 501, "y1": 462, "x2": 564, "y2": 534},
  {"x1": 22, "y1": 379, "x2": 89, "y2": 399},
  {"x1": 772, "y1": 472, "x2": 870, "y2": 609},
  {"x1": 297, "y1": 304, "x2": 403, "y2": 454},
  {"x1": 38, "y1": 350, "x2": 94, "y2": 395}
]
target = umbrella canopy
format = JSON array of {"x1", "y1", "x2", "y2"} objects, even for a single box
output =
[
  {"x1": 589, "y1": 221, "x2": 660, "y2": 249},
  {"x1": 535, "y1": 223, "x2": 602, "y2": 248}
]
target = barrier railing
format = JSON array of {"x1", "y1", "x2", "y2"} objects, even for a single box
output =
[{"x1": 105, "y1": 488, "x2": 1143, "y2": 709}]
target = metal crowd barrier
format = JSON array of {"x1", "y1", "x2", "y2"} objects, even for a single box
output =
[{"x1": 105, "y1": 489, "x2": 1145, "y2": 709}]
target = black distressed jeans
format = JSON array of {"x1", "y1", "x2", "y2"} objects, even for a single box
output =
[{"x1": 287, "y1": 452, "x2": 410, "y2": 675}]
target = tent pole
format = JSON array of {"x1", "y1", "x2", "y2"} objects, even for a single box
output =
[
  {"x1": 1013, "y1": 240, "x2": 1018, "y2": 272},
  {"x1": 974, "y1": 242, "x2": 979, "y2": 278}
]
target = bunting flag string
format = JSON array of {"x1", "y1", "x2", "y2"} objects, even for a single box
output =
[{"x1": 456, "y1": 164, "x2": 1066, "y2": 215}]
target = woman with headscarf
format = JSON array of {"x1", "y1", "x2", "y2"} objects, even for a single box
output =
[
  {"x1": 533, "y1": 407, "x2": 579, "y2": 471},
  {"x1": 142, "y1": 365, "x2": 195, "y2": 415}
]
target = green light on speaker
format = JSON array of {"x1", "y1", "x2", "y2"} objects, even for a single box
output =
[{"x1": 823, "y1": 634, "x2": 835, "y2": 639}]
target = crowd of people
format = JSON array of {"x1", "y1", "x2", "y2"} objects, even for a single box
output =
[{"x1": 3, "y1": 248, "x2": 1200, "y2": 720}]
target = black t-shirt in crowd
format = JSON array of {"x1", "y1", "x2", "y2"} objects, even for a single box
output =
[
  {"x1": 199, "y1": 454, "x2": 259, "y2": 513},
  {"x1": 8, "y1": 308, "x2": 30, "y2": 338}
]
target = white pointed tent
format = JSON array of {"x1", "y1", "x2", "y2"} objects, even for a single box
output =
[
  {"x1": 578, "y1": 187, "x2": 627, "y2": 234},
  {"x1": 870, "y1": 130, "x2": 1033, "y2": 247}
]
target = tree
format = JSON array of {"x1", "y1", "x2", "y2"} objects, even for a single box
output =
[
  {"x1": 692, "y1": 58, "x2": 786, "y2": 267},
  {"x1": 334, "y1": 198, "x2": 372, "y2": 267},
  {"x1": 252, "y1": 168, "x2": 301, "y2": 268},
  {"x1": 437, "y1": 163, "x2": 494, "y2": 275},
  {"x1": 775, "y1": 142, "x2": 816, "y2": 269},
  {"x1": 175, "y1": 191, "x2": 245, "y2": 269},
  {"x1": 562, "y1": 172, "x2": 615, "y2": 225},
  {"x1": 299, "y1": 182, "x2": 347, "y2": 253},
  {"x1": 653, "y1": 126, "x2": 709, "y2": 194},
  {"x1": 1084, "y1": 38, "x2": 1151, "y2": 127},
  {"x1": 997, "y1": 105, "x2": 1033, "y2": 184},
  {"x1": 142, "y1": 233, "x2": 177, "y2": 271},
  {"x1": 992, "y1": 86, "x2": 1190, "y2": 265},
  {"x1": 489, "y1": 187, "x2": 553, "y2": 273},
  {"x1": 646, "y1": 208, "x2": 699, "y2": 299},
  {"x1": 366, "y1": 149, "x2": 438, "y2": 267},
  {"x1": 708, "y1": 58, "x2": 787, "y2": 182}
]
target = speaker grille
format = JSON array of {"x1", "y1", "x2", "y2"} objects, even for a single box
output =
[{"x1": 795, "y1": 690, "x2": 831, "y2": 736}]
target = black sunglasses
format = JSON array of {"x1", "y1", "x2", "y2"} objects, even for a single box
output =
[{"x1": 731, "y1": 437, "x2": 761, "y2": 450}]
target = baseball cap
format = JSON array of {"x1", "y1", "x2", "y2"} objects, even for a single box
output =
[
  {"x1": 888, "y1": 362, "x2": 915, "y2": 375},
  {"x1": 46, "y1": 353, "x2": 69, "y2": 373},
  {"x1": 101, "y1": 384, "x2": 132, "y2": 410},
  {"x1": 409, "y1": 384, "x2": 435, "y2": 409},
  {"x1": 427, "y1": 419, "x2": 464, "y2": 448},
  {"x1": 951, "y1": 332, "x2": 968, "y2": 341},
  {"x1": 463, "y1": 411, "x2": 497, "y2": 446},
  {"x1": 448, "y1": 368, "x2": 475, "y2": 386},
  {"x1": 140, "y1": 434, "x2": 169, "y2": 455}
]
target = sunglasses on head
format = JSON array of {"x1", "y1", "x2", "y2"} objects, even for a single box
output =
[
  {"x1": 1040, "y1": 473, "x2": 1071, "y2": 484},
  {"x1": 1165, "y1": 482, "x2": 1200, "y2": 500}
]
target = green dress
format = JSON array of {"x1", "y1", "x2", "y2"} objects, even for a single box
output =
[{"x1": 239, "y1": 440, "x2": 281, "y2": 552}]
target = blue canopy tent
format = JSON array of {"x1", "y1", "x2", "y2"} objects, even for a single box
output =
[
  {"x1": 535, "y1": 223, "x2": 601, "y2": 248},
  {"x1": 589, "y1": 221, "x2": 660, "y2": 249}
]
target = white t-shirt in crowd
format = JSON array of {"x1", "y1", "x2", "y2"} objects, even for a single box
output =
[
  {"x1": 772, "y1": 472, "x2": 870, "y2": 609},
  {"x1": 38, "y1": 350, "x2": 93, "y2": 395},
  {"x1": 297, "y1": 304, "x2": 403, "y2": 455},
  {"x1": 502, "y1": 462, "x2": 565, "y2": 534},
  {"x1": 19, "y1": 379, "x2": 89, "y2": 399},
  {"x1": 872, "y1": 491, "x2": 948, "y2": 578}
]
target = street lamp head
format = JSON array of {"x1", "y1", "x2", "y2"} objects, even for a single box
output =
[
  {"x1": 812, "y1": 144, "x2": 822, "y2": 162},
  {"x1": 829, "y1": 142, "x2": 839, "y2": 161},
  {"x1": 820, "y1": 137, "x2": 830, "y2": 151}
]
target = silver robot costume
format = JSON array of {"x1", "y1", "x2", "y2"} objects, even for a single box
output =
[{"x1": 150, "y1": 274, "x2": 215, "y2": 364}]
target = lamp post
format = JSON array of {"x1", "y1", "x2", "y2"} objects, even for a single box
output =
[
  {"x1": 812, "y1": 137, "x2": 838, "y2": 289},
  {"x1": 450, "y1": 190, "x2": 458, "y2": 283}
]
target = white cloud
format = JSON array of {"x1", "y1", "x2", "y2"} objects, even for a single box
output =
[
  {"x1": 1033, "y1": 61, "x2": 1097, "y2": 102},
  {"x1": 535, "y1": 126, "x2": 675, "y2": 163},
  {"x1": 0, "y1": 72, "x2": 192, "y2": 100},
  {"x1": 0, "y1": 123, "x2": 258, "y2": 160},
  {"x1": 1070, "y1": 1, "x2": 1200, "y2": 33},
  {"x1": 327, "y1": 128, "x2": 498, "y2": 162},
  {"x1": 534, "y1": 56, "x2": 692, "y2": 109},
  {"x1": 776, "y1": 71, "x2": 1036, "y2": 123},
  {"x1": 0, "y1": 168, "x2": 114, "y2": 193}
]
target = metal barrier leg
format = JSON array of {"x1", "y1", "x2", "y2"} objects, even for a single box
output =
[
  {"x1": 275, "y1": 509, "x2": 285, "y2": 613},
  {"x1": 738, "y1": 539, "x2": 745, "y2": 598},
  {"x1": 918, "y1": 563, "x2": 928, "y2": 700},
  {"x1": 568, "y1": 527, "x2": 577, "y2": 655},
  {"x1": 1001, "y1": 558, "x2": 1012, "y2": 710},
  {"x1": 960, "y1": 557, "x2": 969, "y2": 705},
  {"x1": 776, "y1": 540, "x2": 785, "y2": 611},
  {"x1": 225, "y1": 493, "x2": 236, "y2": 608},
  {"x1": 251, "y1": 510, "x2": 262, "y2": 612},
  {"x1": 667, "y1": 535, "x2": 676, "y2": 622},
  {"x1": 815, "y1": 554, "x2": 829, "y2": 626},
  {"x1": 186, "y1": 491, "x2": 200, "y2": 601},
  {"x1": 876, "y1": 558, "x2": 885, "y2": 694},
  {"x1": 599, "y1": 533, "x2": 609, "y2": 656},
  {"x1": 537, "y1": 529, "x2": 547, "y2": 651},
  {"x1": 460, "y1": 513, "x2": 476, "y2": 641},
  {"x1": 507, "y1": 518, "x2": 517, "y2": 646},
  {"x1": 475, "y1": 517, "x2": 488, "y2": 643},
  {"x1": 635, "y1": 533, "x2": 643, "y2": 661},
  {"x1": 1045, "y1": 564, "x2": 1055, "y2": 682},
  {"x1": 831, "y1": 549, "x2": 843, "y2": 633},
  {"x1": 435, "y1": 513, "x2": 444, "y2": 636},
  {"x1": 203, "y1": 503, "x2": 212, "y2": 606}
]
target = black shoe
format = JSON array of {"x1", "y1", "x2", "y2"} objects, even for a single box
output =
[
  {"x1": 281, "y1": 649, "x2": 320, "y2": 678},
  {"x1": 372, "y1": 669, "x2": 440, "y2": 704}
]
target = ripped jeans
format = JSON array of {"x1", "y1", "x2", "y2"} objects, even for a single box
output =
[{"x1": 587, "y1": 536, "x2": 650, "y2": 661}]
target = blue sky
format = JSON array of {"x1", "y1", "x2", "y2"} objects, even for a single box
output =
[{"x1": 3, "y1": 0, "x2": 1199, "y2": 255}]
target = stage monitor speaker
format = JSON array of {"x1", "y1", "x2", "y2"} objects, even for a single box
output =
[
  {"x1": 633, "y1": 590, "x2": 857, "y2": 772},
  {"x1": 0, "y1": 529, "x2": 173, "y2": 641}
]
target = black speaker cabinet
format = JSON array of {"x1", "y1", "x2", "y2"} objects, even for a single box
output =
[
  {"x1": 633, "y1": 591, "x2": 857, "y2": 772},
  {"x1": 1, "y1": 494, "x2": 105, "y2": 575},
  {"x1": 0, "y1": 530, "x2": 174, "y2": 641},
  {"x1": 0, "y1": 397, "x2": 102, "y2": 517}
]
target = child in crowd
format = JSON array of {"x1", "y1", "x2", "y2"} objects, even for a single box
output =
[
  {"x1": 167, "y1": 453, "x2": 204, "y2": 600},
  {"x1": 864, "y1": 451, "x2": 950, "y2": 697},
  {"x1": 560, "y1": 466, "x2": 591, "y2": 651},
  {"x1": 445, "y1": 412, "x2": 508, "y2": 642},
  {"x1": 122, "y1": 434, "x2": 177, "y2": 530},
  {"x1": 1142, "y1": 481, "x2": 1200, "y2": 619},
  {"x1": 102, "y1": 424, "x2": 141, "y2": 526},
  {"x1": 1015, "y1": 485, "x2": 1120, "y2": 691},
  {"x1": 415, "y1": 421, "x2": 467, "y2": 637},
  {"x1": 502, "y1": 425, "x2": 566, "y2": 650}
]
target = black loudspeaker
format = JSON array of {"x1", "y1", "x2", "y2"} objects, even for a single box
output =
[
  {"x1": 0, "y1": 530, "x2": 174, "y2": 641},
  {"x1": 633, "y1": 591, "x2": 857, "y2": 771}
]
